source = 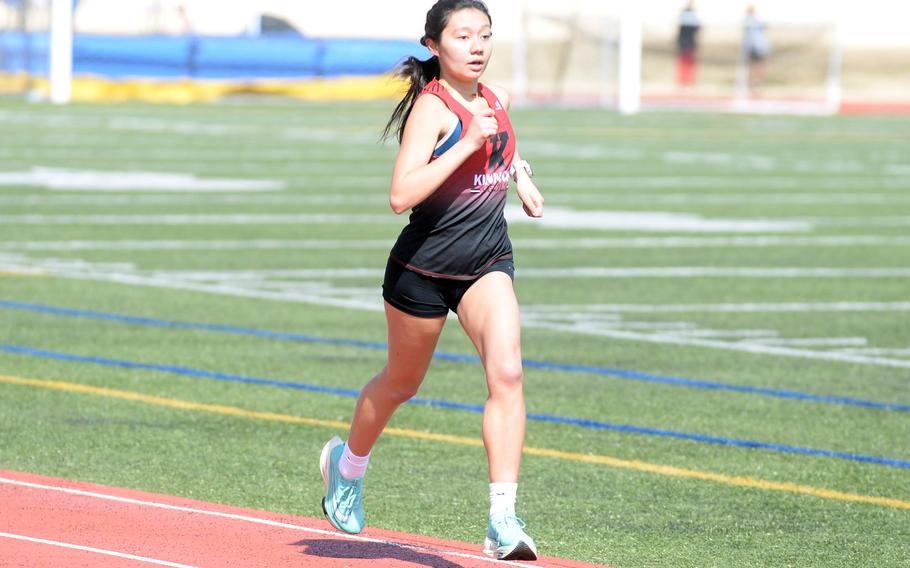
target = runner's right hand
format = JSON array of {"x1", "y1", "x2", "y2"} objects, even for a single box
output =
[{"x1": 465, "y1": 108, "x2": 498, "y2": 150}]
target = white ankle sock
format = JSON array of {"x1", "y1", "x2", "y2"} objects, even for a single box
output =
[
  {"x1": 489, "y1": 482, "x2": 518, "y2": 517},
  {"x1": 338, "y1": 442, "x2": 370, "y2": 480}
]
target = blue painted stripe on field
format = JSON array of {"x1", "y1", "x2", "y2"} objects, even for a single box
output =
[
  {"x1": 3, "y1": 342, "x2": 910, "y2": 471},
  {"x1": 1, "y1": 298, "x2": 908, "y2": 413}
]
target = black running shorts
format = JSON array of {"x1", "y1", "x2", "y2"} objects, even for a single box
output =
[{"x1": 382, "y1": 257, "x2": 515, "y2": 318}]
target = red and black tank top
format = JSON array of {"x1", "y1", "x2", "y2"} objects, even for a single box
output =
[{"x1": 389, "y1": 78, "x2": 516, "y2": 280}]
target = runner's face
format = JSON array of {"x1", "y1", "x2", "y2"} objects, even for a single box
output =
[{"x1": 429, "y1": 9, "x2": 493, "y2": 82}]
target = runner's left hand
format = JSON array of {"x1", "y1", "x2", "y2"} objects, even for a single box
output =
[{"x1": 516, "y1": 177, "x2": 544, "y2": 218}]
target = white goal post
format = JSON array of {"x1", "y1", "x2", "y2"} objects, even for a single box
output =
[{"x1": 49, "y1": 0, "x2": 72, "y2": 104}]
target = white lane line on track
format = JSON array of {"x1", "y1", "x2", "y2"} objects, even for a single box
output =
[
  {"x1": 0, "y1": 531, "x2": 198, "y2": 568},
  {"x1": 0, "y1": 478, "x2": 529, "y2": 567}
]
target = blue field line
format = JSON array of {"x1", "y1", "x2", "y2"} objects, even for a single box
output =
[
  {"x1": 2, "y1": 299, "x2": 909, "y2": 414},
  {"x1": 2, "y1": 342, "x2": 910, "y2": 471}
]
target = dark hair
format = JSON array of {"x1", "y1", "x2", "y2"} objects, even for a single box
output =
[{"x1": 381, "y1": 0, "x2": 492, "y2": 142}]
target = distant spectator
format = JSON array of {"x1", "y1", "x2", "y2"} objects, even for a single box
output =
[
  {"x1": 177, "y1": 3, "x2": 194, "y2": 36},
  {"x1": 676, "y1": 1, "x2": 700, "y2": 87},
  {"x1": 743, "y1": 4, "x2": 771, "y2": 94},
  {"x1": 177, "y1": 3, "x2": 199, "y2": 77}
]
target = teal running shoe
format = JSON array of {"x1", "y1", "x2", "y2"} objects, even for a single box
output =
[
  {"x1": 483, "y1": 510, "x2": 538, "y2": 561},
  {"x1": 320, "y1": 436, "x2": 365, "y2": 534}
]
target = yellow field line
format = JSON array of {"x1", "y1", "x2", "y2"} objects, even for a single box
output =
[
  {"x1": 2, "y1": 373, "x2": 908, "y2": 511},
  {"x1": 0, "y1": 270, "x2": 47, "y2": 278}
]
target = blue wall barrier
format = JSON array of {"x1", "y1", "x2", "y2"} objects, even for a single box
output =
[{"x1": 0, "y1": 32, "x2": 428, "y2": 79}]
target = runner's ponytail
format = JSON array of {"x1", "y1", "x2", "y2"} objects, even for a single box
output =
[{"x1": 381, "y1": 55, "x2": 440, "y2": 143}]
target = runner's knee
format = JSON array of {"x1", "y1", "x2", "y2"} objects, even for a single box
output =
[{"x1": 486, "y1": 358, "x2": 524, "y2": 394}]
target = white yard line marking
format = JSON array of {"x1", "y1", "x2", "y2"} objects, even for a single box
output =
[
  {"x1": 837, "y1": 348, "x2": 910, "y2": 357},
  {"x1": 749, "y1": 337, "x2": 869, "y2": 347},
  {"x1": 0, "y1": 531, "x2": 197, "y2": 568},
  {"x1": 518, "y1": 267, "x2": 910, "y2": 278},
  {"x1": 0, "y1": 478, "x2": 529, "y2": 567},
  {"x1": 3, "y1": 192, "x2": 910, "y2": 206},
  {"x1": 658, "y1": 329, "x2": 779, "y2": 339},
  {"x1": 0, "y1": 168, "x2": 284, "y2": 192},
  {"x1": 2, "y1": 236, "x2": 910, "y2": 251},
  {"x1": 547, "y1": 193, "x2": 910, "y2": 205},
  {"x1": 78, "y1": 266, "x2": 910, "y2": 279},
  {"x1": 504, "y1": 206, "x2": 812, "y2": 233},
  {"x1": 521, "y1": 320, "x2": 910, "y2": 370},
  {"x1": 0, "y1": 111, "x2": 378, "y2": 144},
  {"x1": 0, "y1": 214, "x2": 397, "y2": 225},
  {"x1": 0, "y1": 240, "x2": 395, "y2": 252},
  {"x1": 3, "y1": 252, "x2": 908, "y2": 369},
  {"x1": 5, "y1": 210, "x2": 909, "y2": 231},
  {"x1": 0, "y1": 194, "x2": 384, "y2": 206},
  {"x1": 527, "y1": 176, "x2": 910, "y2": 190}
]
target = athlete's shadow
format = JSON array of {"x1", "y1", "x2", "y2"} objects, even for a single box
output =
[{"x1": 292, "y1": 538, "x2": 466, "y2": 567}]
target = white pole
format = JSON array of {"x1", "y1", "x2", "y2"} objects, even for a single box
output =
[
  {"x1": 600, "y1": 16, "x2": 615, "y2": 109},
  {"x1": 826, "y1": 22, "x2": 842, "y2": 115},
  {"x1": 49, "y1": 0, "x2": 73, "y2": 104},
  {"x1": 617, "y1": 8, "x2": 641, "y2": 115},
  {"x1": 512, "y1": 0, "x2": 528, "y2": 104}
]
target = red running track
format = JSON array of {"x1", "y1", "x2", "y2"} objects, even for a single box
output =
[{"x1": 0, "y1": 470, "x2": 609, "y2": 568}]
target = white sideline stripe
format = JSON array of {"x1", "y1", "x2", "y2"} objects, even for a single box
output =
[
  {"x1": 553, "y1": 193, "x2": 910, "y2": 205},
  {"x1": 0, "y1": 111, "x2": 377, "y2": 144},
  {"x1": 838, "y1": 348, "x2": 910, "y2": 356},
  {"x1": 527, "y1": 302, "x2": 910, "y2": 313},
  {"x1": 517, "y1": 267, "x2": 910, "y2": 278},
  {"x1": 93, "y1": 267, "x2": 910, "y2": 279},
  {"x1": 504, "y1": 207, "x2": 812, "y2": 233},
  {"x1": 5, "y1": 193, "x2": 910, "y2": 207},
  {"x1": 663, "y1": 329, "x2": 778, "y2": 339},
  {"x1": 0, "y1": 168, "x2": 285, "y2": 192},
  {"x1": 529, "y1": 177, "x2": 910, "y2": 189},
  {"x1": 0, "y1": 214, "x2": 397, "y2": 225},
  {"x1": 0, "y1": 194, "x2": 384, "y2": 206},
  {"x1": 3, "y1": 212, "x2": 910, "y2": 230},
  {"x1": 0, "y1": 478, "x2": 528, "y2": 567},
  {"x1": 6, "y1": 257, "x2": 910, "y2": 281},
  {"x1": 0, "y1": 240, "x2": 393, "y2": 252},
  {"x1": 0, "y1": 531, "x2": 197, "y2": 568},
  {"x1": 4, "y1": 235, "x2": 910, "y2": 252},
  {"x1": 748, "y1": 337, "x2": 869, "y2": 347}
]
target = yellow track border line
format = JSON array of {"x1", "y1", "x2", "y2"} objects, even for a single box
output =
[{"x1": 2, "y1": 373, "x2": 908, "y2": 511}]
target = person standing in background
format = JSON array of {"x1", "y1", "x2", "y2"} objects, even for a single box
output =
[
  {"x1": 743, "y1": 4, "x2": 771, "y2": 95},
  {"x1": 676, "y1": 1, "x2": 700, "y2": 88}
]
